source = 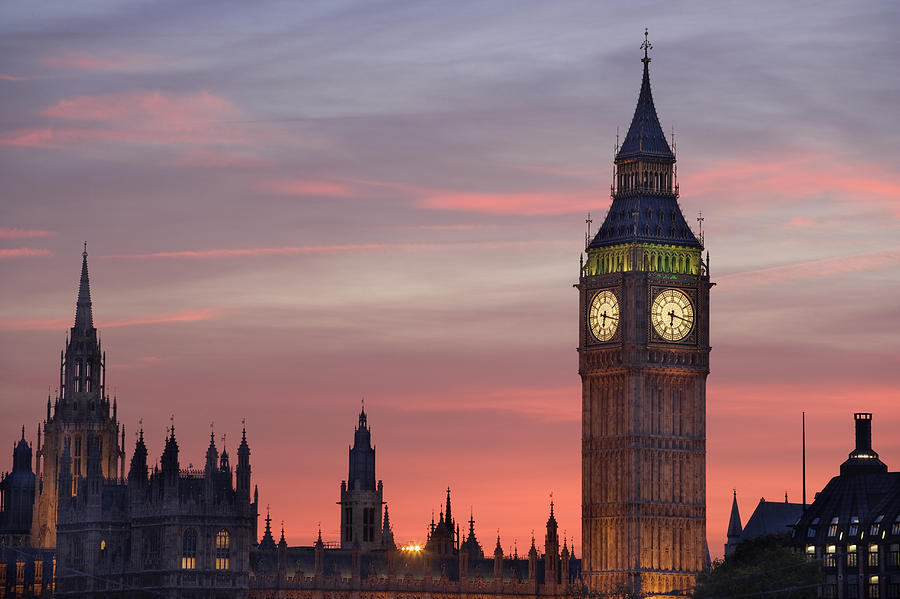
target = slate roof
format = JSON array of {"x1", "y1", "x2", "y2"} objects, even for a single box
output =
[
  {"x1": 615, "y1": 58, "x2": 674, "y2": 162},
  {"x1": 740, "y1": 499, "x2": 804, "y2": 541},
  {"x1": 588, "y1": 194, "x2": 702, "y2": 250},
  {"x1": 589, "y1": 56, "x2": 701, "y2": 251}
]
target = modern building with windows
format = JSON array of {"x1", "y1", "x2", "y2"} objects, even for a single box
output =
[{"x1": 793, "y1": 413, "x2": 900, "y2": 599}]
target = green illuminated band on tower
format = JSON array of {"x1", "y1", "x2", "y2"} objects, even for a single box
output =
[{"x1": 585, "y1": 243, "x2": 703, "y2": 276}]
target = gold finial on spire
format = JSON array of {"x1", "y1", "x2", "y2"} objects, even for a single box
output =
[{"x1": 641, "y1": 28, "x2": 652, "y2": 64}]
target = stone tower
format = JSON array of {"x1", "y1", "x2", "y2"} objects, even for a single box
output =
[
  {"x1": 578, "y1": 33, "x2": 710, "y2": 596},
  {"x1": 339, "y1": 405, "x2": 383, "y2": 550},
  {"x1": 31, "y1": 247, "x2": 125, "y2": 548}
]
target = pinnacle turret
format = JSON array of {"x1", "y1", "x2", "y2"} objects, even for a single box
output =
[{"x1": 75, "y1": 243, "x2": 94, "y2": 331}]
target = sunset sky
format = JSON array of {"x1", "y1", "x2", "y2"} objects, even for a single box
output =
[{"x1": 1, "y1": 1, "x2": 899, "y2": 560}]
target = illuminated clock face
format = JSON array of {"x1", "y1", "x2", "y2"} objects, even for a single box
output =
[
  {"x1": 651, "y1": 288, "x2": 694, "y2": 341},
  {"x1": 589, "y1": 290, "x2": 619, "y2": 342}
]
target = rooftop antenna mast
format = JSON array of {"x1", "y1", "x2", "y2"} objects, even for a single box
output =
[{"x1": 802, "y1": 411, "x2": 807, "y2": 509}]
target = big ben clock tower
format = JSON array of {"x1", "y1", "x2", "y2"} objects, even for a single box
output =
[{"x1": 578, "y1": 32, "x2": 710, "y2": 597}]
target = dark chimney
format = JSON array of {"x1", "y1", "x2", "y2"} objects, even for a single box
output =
[{"x1": 854, "y1": 413, "x2": 872, "y2": 453}]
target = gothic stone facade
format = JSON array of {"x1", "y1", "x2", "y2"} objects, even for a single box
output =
[
  {"x1": 578, "y1": 44, "x2": 709, "y2": 597},
  {"x1": 54, "y1": 426, "x2": 257, "y2": 598}
]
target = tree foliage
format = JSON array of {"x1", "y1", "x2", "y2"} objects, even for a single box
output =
[{"x1": 693, "y1": 534, "x2": 822, "y2": 599}]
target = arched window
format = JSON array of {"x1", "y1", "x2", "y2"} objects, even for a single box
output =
[
  {"x1": 182, "y1": 529, "x2": 197, "y2": 570},
  {"x1": 215, "y1": 530, "x2": 230, "y2": 570}
]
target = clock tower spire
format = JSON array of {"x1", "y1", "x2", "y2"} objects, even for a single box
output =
[{"x1": 578, "y1": 32, "x2": 710, "y2": 597}]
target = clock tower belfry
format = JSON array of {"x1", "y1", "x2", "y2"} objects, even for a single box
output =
[{"x1": 578, "y1": 32, "x2": 710, "y2": 597}]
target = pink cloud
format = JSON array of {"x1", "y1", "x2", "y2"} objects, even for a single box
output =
[
  {"x1": 718, "y1": 247, "x2": 900, "y2": 289},
  {"x1": 787, "y1": 216, "x2": 814, "y2": 228},
  {"x1": 683, "y1": 154, "x2": 900, "y2": 217},
  {"x1": 262, "y1": 179, "x2": 353, "y2": 197},
  {"x1": 0, "y1": 75, "x2": 24, "y2": 81},
  {"x1": 107, "y1": 243, "x2": 430, "y2": 259},
  {"x1": 0, "y1": 248, "x2": 52, "y2": 259},
  {"x1": 0, "y1": 91, "x2": 246, "y2": 150},
  {"x1": 0, "y1": 309, "x2": 219, "y2": 332},
  {"x1": 40, "y1": 51, "x2": 157, "y2": 72},
  {"x1": 0, "y1": 129, "x2": 58, "y2": 148},
  {"x1": 43, "y1": 90, "x2": 238, "y2": 124},
  {"x1": 0, "y1": 228, "x2": 56, "y2": 239}
]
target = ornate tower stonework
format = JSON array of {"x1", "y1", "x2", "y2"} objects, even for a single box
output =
[
  {"x1": 31, "y1": 247, "x2": 125, "y2": 548},
  {"x1": 578, "y1": 34, "x2": 710, "y2": 596},
  {"x1": 339, "y1": 406, "x2": 383, "y2": 551}
]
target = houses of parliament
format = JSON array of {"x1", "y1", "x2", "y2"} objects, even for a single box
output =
[{"x1": 0, "y1": 37, "x2": 710, "y2": 598}]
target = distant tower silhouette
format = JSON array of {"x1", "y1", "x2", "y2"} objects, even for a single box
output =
[
  {"x1": 339, "y1": 404, "x2": 383, "y2": 550},
  {"x1": 32, "y1": 246, "x2": 125, "y2": 548},
  {"x1": 725, "y1": 490, "x2": 743, "y2": 555}
]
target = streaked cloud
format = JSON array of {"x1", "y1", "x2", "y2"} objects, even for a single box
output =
[
  {"x1": 717, "y1": 247, "x2": 900, "y2": 289},
  {"x1": 419, "y1": 189, "x2": 598, "y2": 216},
  {"x1": 0, "y1": 228, "x2": 56, "y2": 239},
  {"x1": 262, "y1": 179, "x2": 354, "y2": 197},
  {"x1": 106, "y1": 243, "x2": 429, "y2": 260},
  {"x1": 40, "y1": 51, "x2": 158, "y2": 72},
  {"x1": 0, "y1": 248, "x2": 52, "y2": 259},
  {"x1": 684, "y1": 154, "x2": 900, "y2": 217},
  {"x1": 0, "y1": 309, "x2": 220, "y2": 332}
]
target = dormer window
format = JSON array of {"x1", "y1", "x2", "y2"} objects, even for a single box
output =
[
  {"x1": 828, "y1": 517, "x2": 839, "y2": 537},
  {"x1": 850, "y1": 516, "x2": 860, "y2": 536}
]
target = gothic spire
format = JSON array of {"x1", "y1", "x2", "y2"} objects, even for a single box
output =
[
  {"x1": 615, "y1": 29, "x2": 674, "y2": 163},
  {"x1": 74, "y1": 243, "x2": 94, "y2": 331},
  {"x1": 726, "y1": 490, "x2": 742, "y2": 539},
  {"x1": 445, "y1": 486, "x2": 453, "y2": 527}
]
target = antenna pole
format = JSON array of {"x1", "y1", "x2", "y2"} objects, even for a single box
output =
[{"x1": 802, "y1": 411, "x2": 807, "y2": 509}]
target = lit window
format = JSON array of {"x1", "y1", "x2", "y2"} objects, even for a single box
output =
[
  {"x1": 182, "y1": 529, "x2": 197, "y2": 570},
  {"x1": 850, "y1": 516, "x2": 860, "y2": 536},
  {"x1": 825, "y1": 545, "x2": 837, "y2": 568},
  {"x1": 870, "y1": 545, "x2": 880, "y2": 567},
  {"x1": 893, "y1": 516, "x2": 900, "y2": 536},
  {"x1": 806, "y1": 545, "x2": 816, "y2": 558},
  {"x1": 869, "y1": 576, "x2": 880, "y2": 599},
  {"x1": 872, "y1": 516, "x2": 884, "y2": 536},
  {"x1": 848, "y1": 545, "x2": 858, "y2": 567},
  {"x1": 828, "y1": 517, "x2": 839, "y2": 537},
  {"x1": 215, "y1": 530, "x2": 230, "y2": 570}
]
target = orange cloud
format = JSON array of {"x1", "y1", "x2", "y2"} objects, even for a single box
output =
[
  {"x1": 0, "y1": 248, "x2": 52, "y2": 259},
  {"x1": 718, "y1": 247, "x2": 900, "y2": 289},
  {"x1": 0, "y1": 309, "x2": 219, "y2": 332},
  {"x1": 263, "y1": 179, "x2": 353, "y2": 197},
  {"x1": 0, "y1": 228, "x2": 56, "y2": 239},
  {"x1": 40, "y1": 51, "x2": 157, "y2": 72}
]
